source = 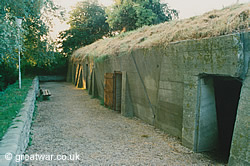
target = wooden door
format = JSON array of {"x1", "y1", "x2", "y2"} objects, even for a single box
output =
[{"x1": 104, "y1": 73, "x2": 114, "y2": 108}]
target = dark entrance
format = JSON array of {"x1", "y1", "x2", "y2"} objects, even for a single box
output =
[
  {"x1": 213, "y1": 76, "x2": 242, "y2": 160},
  {"x1": 114, "y1": 72, "x2": 122, "y2": 112},
  {"x1": 195, "y1": 75, "x2": 242, "y2": 162}
]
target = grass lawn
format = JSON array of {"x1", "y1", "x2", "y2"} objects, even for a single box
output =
[{"x1": 0, "y1": 78, "x2": 33, "y2": 140}]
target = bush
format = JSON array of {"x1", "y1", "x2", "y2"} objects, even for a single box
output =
[
  {"x1": 22, "y1": 53, "x2": 68, "y2": 76},
  {"x1": 0, "y1": 63, "x2": 18, "y2": 91},
  {"x1": 0, "y1": 52, "x2": 67, "y2": 91}
]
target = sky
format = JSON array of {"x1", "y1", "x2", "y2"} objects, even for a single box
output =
[{"x1": 50, "y1": 0, "x2": 250, "y2": 39}]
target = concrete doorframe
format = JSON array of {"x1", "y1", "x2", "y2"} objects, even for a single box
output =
[
  {"x1": 193, "y1": 76, "x2": 219, "y2": 152},
  {"x1": 182, "y1": 74, "x2": 242, "y2": 162}
]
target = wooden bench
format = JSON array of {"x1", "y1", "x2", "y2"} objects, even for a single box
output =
[
  {"x1": 42, "y1": 89, "x2": 51, "y2": 96},
  {"x1": 38, "y1": 89, "x2": 51, "y2": 100}
]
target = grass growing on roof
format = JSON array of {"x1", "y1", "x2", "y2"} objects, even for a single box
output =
[
  {"x1": 0, "y1": 78, "x2": 33, "y2": 140},
  {"x1": 94, "y1": 55, "x2": 109, "y2": 63},
  {"x1": 71, "y1": 3, "x2": 249, "y2": 63}
]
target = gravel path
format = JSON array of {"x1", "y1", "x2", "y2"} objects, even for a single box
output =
[{"x1": 23, "y1": 82, "x2": 222, "y2": 166}]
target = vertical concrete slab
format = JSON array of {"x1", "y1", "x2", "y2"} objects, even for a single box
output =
[
  {"x1": 194, "y1": 77, "x2": 218, "y2": 152},
  {"x1": 92, "y1": 69, "x2": 96, "y2": 97},
  {"x1": 88, "y1": 71, "x2": 92, "y2": 95},
  {"x1": 121, "y1": 71, "x2": 133, "y2": 117},
  {"x1": 228, "y1": 71, "x2": 250, "y2": 165},
  {"x1": 228, "y1": 32, "x2": 250, "y2": 166}
]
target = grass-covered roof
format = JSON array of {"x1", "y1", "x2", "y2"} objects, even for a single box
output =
[{"x1": 72, "y1": 3, "x2": 249, "y2": 62}]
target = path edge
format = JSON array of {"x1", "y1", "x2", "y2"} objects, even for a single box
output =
[{"x1": 0, "y1": 77, "x2": 39, "y2": 166}]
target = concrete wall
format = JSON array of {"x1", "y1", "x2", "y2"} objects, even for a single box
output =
[
  {"x1": 156, "y1": 43, "x2": 184, "y2": 138},
  {"x1": 229, "y1": 62, "x2": 250, "y2": 165},
  {"x1": 228, "y1": 32, "x2": 250, "y2": 166},
  {"x1": 0, "y1": 77, "x2": 39, "y2": 166},
  {"x1": 93, "y1": 47, "x2": 163, "y2": 125},
  {"x1": 68, "y1": 32, "x2": 249, "y2": 165},
  {"x1": 181, "y1": 33, "x2": 243, "y2": 149}
]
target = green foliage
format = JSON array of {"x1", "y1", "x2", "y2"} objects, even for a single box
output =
[
  {"x1": 0, "y1": 0, "x2": 56, "y2": 63},
  {"x1": 106, "y1": 0, "x2": 178, "y2": 31},
  {"x1": 28, "y1": 135, "x2": 33, "y2": 146},
  {"x1": 106, "y1": 0, "x2": 137, "y2": 31},
  {"x1": 58, "y1": 0, "x2": 110, "y2": 56},
  {"x1": 22, "y1": 50, "x2": 68, "y2": 76},
  {"x1": 133, "y1": 3, "x2": 157, "y2": 27},
  {"x1": 0, "y1": 0, "x2": 66, "y2": 89},
  {"x1": 0, "y1": 63, "x2": 18, "y2": 91},
  {"x1": 0, "y1": 78, "x2": 33, "y2": 140}
]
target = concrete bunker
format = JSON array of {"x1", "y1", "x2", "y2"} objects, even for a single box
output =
[
  {"x1": 194, "y1": 75, "x2": 242, "y2": 161},
  {"x1": 68, "y1": 4, "x2": 249, "y2": 164}
]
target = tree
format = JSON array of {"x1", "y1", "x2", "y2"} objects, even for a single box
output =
[
  {"x1": 106, "y1": 0, "x2": 138, "y2": 31},
  {"x1": 58, "y1": 0, "x2": 109, "y2": 56},
  {"x1": 0, "y1": 0, "x2": 65, "y2": 90},
  {"x1": 106, "y1": 0, "x2": 178, "y2": 32}
]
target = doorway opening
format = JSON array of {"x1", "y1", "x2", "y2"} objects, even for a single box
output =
[
  {"x1": 213, "y1": 76, "x2": 242, "y2": 160},
  {"x1": 195, "y1": 75, "x2": 242, "y2": 162},
  {"x1": 114, "y1": 72, "x2": 122, "y2": 112}
]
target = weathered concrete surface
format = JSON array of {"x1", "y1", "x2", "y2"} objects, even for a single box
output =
[
  {"x1": 121, "y1": 71, "x2": 133, "y2": 117},
  {"x1": 24, "y1": 82, "x2": 222, "y2": 165},
  {"x1": 0, "y1": 77, "x2": 39, "y2": 166},
  {"x1": 228, "y1": 66, "x2": 250, "y2": 166},
  {"x1": 228, "y1": 32, "x2": 250, "y2": 166},
  {"x1": 156, "y1": 44, "x2": 184, "y2": 138},
  {"x1": 181, "y1": 34, "x2": 243, "y2": 149},
  {"x1": 193, "y1": 77, "x2": 218, "y2": 152},
  {"x1": 90, "y1": 47, "x2": 163, "y2": 126}
]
